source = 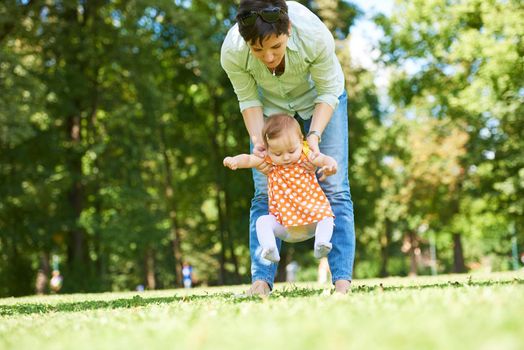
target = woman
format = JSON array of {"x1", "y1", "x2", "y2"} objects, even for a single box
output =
[{"x1": 220, "y1": 0, "x2": 355, "y2": 295}]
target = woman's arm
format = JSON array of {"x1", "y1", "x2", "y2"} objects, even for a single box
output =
[
  {"x1": 306, "y1": 14, "x2": 344, "y2": 156},
  {"x1": 242, "y1": 107, "x2": 273, "y2": 175},
  {"x1": 221, "y1": 39, "x2": 272, "y2": 174},
  {"x1": 307, "y1": 102, "x2": 334, "y2": 157},
  {"x1": 241, "y1": 106, "x2": 265, "y2": 156},
  {"x1": 223, "y1": 154, "x2": 265, "y2": 170}
]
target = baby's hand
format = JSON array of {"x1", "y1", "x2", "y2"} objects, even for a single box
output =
[
  {"x1": 318, "y1": 156, "x2": 338, "y2": 181},
  {"x1": 223, "y1": 157, "x2": 238, "y2": 170}
]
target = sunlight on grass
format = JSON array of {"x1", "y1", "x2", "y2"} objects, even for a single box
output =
[{"x1": 1, "y1": 272, "x2": 523, "y2": 350}]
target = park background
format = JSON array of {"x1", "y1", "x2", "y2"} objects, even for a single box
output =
[{"x1": 0, "y1": 0, "x2": 522, "y2": 297}]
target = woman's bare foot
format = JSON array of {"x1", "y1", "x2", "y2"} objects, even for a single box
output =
[
  {"x1": 246, "y1": 280, "x2": 270, "y2": 297},
  {"x1": 334, "y1": 280, "x2": 351, "y2": 294}
]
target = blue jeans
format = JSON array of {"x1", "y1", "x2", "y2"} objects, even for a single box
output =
[{"x1": 249, "y1": 91, "x2": 356, "y2": 288}]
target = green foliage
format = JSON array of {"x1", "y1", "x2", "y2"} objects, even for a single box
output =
[
  {"x1": 0, "y1": 0, "x2": 245, "y2": 295},
  {"x1": 375, "y1": 0, "x2": 524, "y2": 275},
  {"x1": 1, "y1": 0, "x2": 523, "y2": 296}
]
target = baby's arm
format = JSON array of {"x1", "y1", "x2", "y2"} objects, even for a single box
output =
[
  {"x1": 310, "y1": 153, "x2": 338, "y2": 181},
  {"x1": 223, "y1": 154, "x2": 265, "y2": 170}
]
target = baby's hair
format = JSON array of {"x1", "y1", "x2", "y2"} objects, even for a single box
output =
[{"x1": 262, "y1": 114, "x2": 303, "y2": 147}]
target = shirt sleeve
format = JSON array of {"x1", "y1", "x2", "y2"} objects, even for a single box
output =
[
  {"x1": 308, "y1": 26, "x2": 344, "y2": 110},
  {"x1": 220, "y1": 39, "x2": 263, "y2": 112}
]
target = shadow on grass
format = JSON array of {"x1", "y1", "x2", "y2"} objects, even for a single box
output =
[{"x1": 2, "y1": 277, "x2": 522, "y2": 317}]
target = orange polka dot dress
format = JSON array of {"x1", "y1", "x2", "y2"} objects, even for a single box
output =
[{"x1": 266, "y1": 142, "x2": 334, "y2": 227}]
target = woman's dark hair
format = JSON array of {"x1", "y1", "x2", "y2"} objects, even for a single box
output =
[{"x1": 236, "y1": 0, "x2": 290, "y2": 45}]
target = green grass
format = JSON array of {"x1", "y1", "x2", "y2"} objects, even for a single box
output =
[{"x1": 1, "y1": 271, "x2": 523, "y2": 350}]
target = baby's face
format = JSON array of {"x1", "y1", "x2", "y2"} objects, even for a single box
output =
[{"x1": 267, "y1": 131, "x2": 303, "y2": 166}]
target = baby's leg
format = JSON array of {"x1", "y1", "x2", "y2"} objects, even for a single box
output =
[
  {"x1": 314, "y1": 217, "x2": 334, "y2": 259},
  {"x1": 256, "y1": 215, "x2": 281, "y2": 263}
]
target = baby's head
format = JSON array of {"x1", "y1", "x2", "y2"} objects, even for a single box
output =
[{"x1": 262, "y1": 114, "x2": 304, "y2": 166}]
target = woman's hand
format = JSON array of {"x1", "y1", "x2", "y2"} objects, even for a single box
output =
[
  {"x1": 253, "y1": 142, "x2": 272, "y2": 175},
  {"x1": 252, "y1": 142, "x2": 267, "y2": 158},
  {"x1": 301, "y1": 134, "x2": 321, "y2": 174},
  {"x1": 300, "y1": 158, "x2": 317, "y2": 174},
  {"x1": 307, "y1": 135, "x2": 320, "y2": 161},
  {"x1": 306, "y1": 134, "x2": 321, "y2": 161}
]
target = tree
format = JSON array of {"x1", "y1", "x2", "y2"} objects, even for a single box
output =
[{"x1": 377, "y1": 0, "x2": 524, "y2": 272}]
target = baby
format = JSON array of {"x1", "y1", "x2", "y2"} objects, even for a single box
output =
[{"x1": 223, "y1": 114, "x2": 337, "y2": 262}]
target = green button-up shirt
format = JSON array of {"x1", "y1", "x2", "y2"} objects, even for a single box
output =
[{"x1": 220, "y1": 1, "x2": 344, "y2": 120}]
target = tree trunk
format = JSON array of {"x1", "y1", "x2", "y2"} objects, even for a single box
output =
[
  {"x1": 159, "y1": 127, "x2": 183, "y2": 287},
  {"x1": 94, "y1": 197, "x2": 104, "y2": 286},
  {"x1": 61, "y1": 3, "x2": 91, "y2": 288},
  {"x1": 408, "y1": 231, "x2": 418, "y2": 276},
  {"x1": 227, "y1": 231, "x2": 240, "y2": 283},
  {"x1": 449, "y1": 175, "x2": 466, "y2": 273},
  {"x1": 214, "y1": 176, "x2": 226, "y2": 285},
  {"x1": 66, "y1": 113, "x2": 88, "y2": 285},
  {"x1": 87, "y1": 66, "x2": 102, "y2": 286},
  {"x1": 214, "y1": 177, "x2": 226, "y2": 285},
  {"x1": 209, "y1": 95, "x2": 230, "y2": 285},
  {"x1": 222, "y1": 163, "x2": 240, "y2": 282},
  {"x1": 452, "y1": 233, "x2": 466, "y2": 273},
  {"x1": 379, "y1": 219, "x2": 392, "y2": 277},
  {"x1": 145, "y1": 248, "x2": 156, "y2": 290},
  {"x1": 169, "y1": 218, "x2": 183, "y2": 287}
]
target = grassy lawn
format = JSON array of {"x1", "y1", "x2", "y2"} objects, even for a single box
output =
[{"x1": 1, "y1": 271, "x2": 523, "y2": 350}]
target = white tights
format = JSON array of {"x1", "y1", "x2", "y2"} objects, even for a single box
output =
[{"x1": 255, "y1": 214, "x2": 334, "y2": 263}]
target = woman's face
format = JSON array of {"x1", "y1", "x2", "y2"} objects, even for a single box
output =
[{"x1": 249, "y1": 33, "x2": 289, "y2": 69}]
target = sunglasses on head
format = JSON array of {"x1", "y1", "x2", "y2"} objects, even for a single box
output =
[{"x1": 239, "y1": 7, "x2": 286, "y2": 26}]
